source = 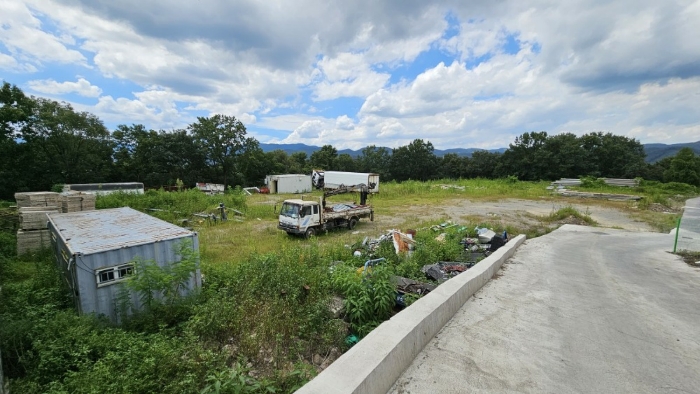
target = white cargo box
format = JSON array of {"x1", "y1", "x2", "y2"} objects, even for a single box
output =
[{"x1": 322, "y1": 171, "x2": 379, "y2": 193}]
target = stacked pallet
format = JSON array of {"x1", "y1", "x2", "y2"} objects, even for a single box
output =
[
  {"x1": 14, "y1": 192, "x2": 59, "y2": 255},
  {"x1": 60, "y1": 191, "x2": 96, "y2": 213},
  {"x1": 14, "y1": 192, "x2": 59, "y2": 208}
]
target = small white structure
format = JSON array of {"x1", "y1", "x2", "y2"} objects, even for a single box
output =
[
  {"x1": 47, "y1": 207, "x2": 201, "y2": 321},
  {"x1": 63, "y1": 182, "x2": 144, "y2": 195},
  {"x1": 265, "y1": 174, "x2": 312, "y2": 194}
]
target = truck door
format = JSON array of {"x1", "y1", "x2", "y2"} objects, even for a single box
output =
[{"x1": 299, "y1": 205, "x2": 316, "y2": 229}]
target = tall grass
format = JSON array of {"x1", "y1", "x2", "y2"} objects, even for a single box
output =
[
  {"x1": 373, "y1": 178, "x2": 551, "y2": 205},
  {"x1": 96, "y1": 188, "x2": 247, "y2": 223}
]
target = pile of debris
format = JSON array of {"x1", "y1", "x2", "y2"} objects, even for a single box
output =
[
  {"x1": 548, "y1": 178, "x2": 639, "y2": 189},
  {"x1": 348, "y1": 223, "x2": 509, "y2": 308},
  {"x1": 548, "y1": 178, "x2": 642, "y2": 201},
  {"x1": 354, "y1": 229, "x2": 417, "y2": 256}
]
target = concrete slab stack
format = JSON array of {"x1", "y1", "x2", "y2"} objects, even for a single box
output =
[
  {"x1": 14, "y1": 192, "x2": 60, "y2": 255},
  {"x1": 60, "y1": 191, "x2": 96, "y2": 213},
  {"x1": 19, "y1": 207, "x2": 59, "y2": 230},
  {"x1": 14, "y1": 192, "x2": 59, "y2": 208}
]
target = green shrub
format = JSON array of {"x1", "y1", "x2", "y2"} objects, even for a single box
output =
[{"x1": 331, "y1": 263, "x2": 395, "y2": 337}]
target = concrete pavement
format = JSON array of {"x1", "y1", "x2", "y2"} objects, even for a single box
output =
[
  {"x1": 677, "y1": 197, "x2": 700, "y2": 252},
  {"x1": 390, "y1": 225, "x2": 700, "y2": 394}
]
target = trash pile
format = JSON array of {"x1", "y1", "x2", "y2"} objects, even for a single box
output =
[
  {"x1": 353, "y1": 229, "x2": 417, "y2": 256},
  {"x1": 344, "y1": 222, "x2": 510, "y2": 307}
]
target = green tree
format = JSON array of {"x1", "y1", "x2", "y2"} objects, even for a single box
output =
[
  {"x1": 264, "y1": 149, "x2": 291, "y2": 175},
  {"x1": 580, "y1": 132, "x2": 646, "y2": 178},
  {"x1": 335, "y1": 153, "x2": 357, "y2": 172},
  {"x1": 542, "y1": 133, "x2": 593, "y2": 179},
  {"x1": 664, "y1": 148, "x2": 700, "y2": 186},
  {"x1": 357, "y1": 145, "x2": 391, "y2": 180},
  {"x1": 389, "y1": 139, "x2": 437, "y2": 182},
  {"x1": 0, "y1": 81, "x2": 34, "y2": 139},
  {"x1": 289, "y1": 152, "x2": 310, "y2": 174},
  {"x1": 466, "y1": 150, "x2": 501, "y2": 179},
  {"x1": 310, "y1": 145, "x2": 338, "y2": 170},
  {"x1": 112, "y1": 124, "x2": 149, "y2": 181},
  {"x1": 438, "y1": 153, "x2": 468, "y2": 179},
  {"x1": 0, "y1": 82, "x2": 34, "y2": 198},
  {"x1": 22, "y1": 98, "x2": 113, "y2": 189},
  {"x1": 189, "y1": 115, "x2": 248, "y2": 187},
  {"x1": 497, "y1": 131, "x2": 551, "y2": 180},
  {"x1": 235, "y1": 138, "x2": 269, "y2": 186}
]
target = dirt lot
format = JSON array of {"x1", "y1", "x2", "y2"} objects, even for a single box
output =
[{"x1": 354, "y1": 198, "x2": 657, "y2": 235}]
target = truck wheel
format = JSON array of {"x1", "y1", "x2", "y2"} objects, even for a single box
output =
[
  {"x1": 348, "y1": 218, "x2": 358, "y2": 230},
  {"x1": 304, "y1": 228, "x2": 316, "y2": 239}
]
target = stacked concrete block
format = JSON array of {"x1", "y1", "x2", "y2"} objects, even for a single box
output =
[
  {"x1": 60, "y1": 191, "x2": 96, "y2": 213},
  {"x1": 19, "y1": 207, "x2": 59, "y2": 230},
  {"x1": 14, "y1": 192, "x2": 59, "y2": 208},
  {"x1": 14, "y1": 192, "x2": 60, "y2": 255},
  {"x1": 16, "y1": 229, "x2": 51, "y2": 255}
]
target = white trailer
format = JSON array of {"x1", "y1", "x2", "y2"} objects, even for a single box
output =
[
  {"x1": 265, "y1": 174, "x2": 312, "y2": 194},
  {"x1": 312, "y1": 171, "x2": 380, "y2": 193}
]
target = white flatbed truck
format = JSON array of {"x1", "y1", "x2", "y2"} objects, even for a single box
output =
[{"x1": 277, "y1": 184, "x2": 374, "y2": 238}]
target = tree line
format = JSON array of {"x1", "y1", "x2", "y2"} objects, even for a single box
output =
[{"x1": 1, "y1": 81, "x2": 699, "y2": 200}]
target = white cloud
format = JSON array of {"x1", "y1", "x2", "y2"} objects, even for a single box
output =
[
  {"x1": 312, "y1": 52, "x2": 391, "y2": 100},
  {"x1": 0, "y1": 1, "x2": 86, "y2": 67},
  {"x1": 28, "y1": 77, "x2": 102, "y2": 97},
  {"x1": 0, "y1": 0, "x2": 697, "y2": 150},
  {"x1": 0, "y1": 52, "x2": 19, "y2": 69}
]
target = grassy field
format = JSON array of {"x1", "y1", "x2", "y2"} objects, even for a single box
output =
[{"x1": 1, "y1": 178, "x2": 696, "y2": 393}]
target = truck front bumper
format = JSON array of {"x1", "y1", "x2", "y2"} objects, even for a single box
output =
[{"x1": 278, "y1": 222, "x2": 305, "y2": 235}]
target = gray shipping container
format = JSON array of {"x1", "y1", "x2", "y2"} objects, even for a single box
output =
[
  {"x1": 265, "y1": 174, "x2": 312, "y2": 194},
  {"x1": 47, "y1": 207, "x2": 201, "y2": 321}
]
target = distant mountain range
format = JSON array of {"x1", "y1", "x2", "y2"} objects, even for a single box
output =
[
  {"x1": 258, "y1": 143, "x2": 506, "y2": 158},
  {"x1": 259, "y1": 141, "x2": 700, "y2": 163},
  {"x1": 641, "y1": 141, "x2": 700, "y2": 163}
]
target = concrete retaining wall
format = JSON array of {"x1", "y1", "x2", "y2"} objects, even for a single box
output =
[{"x1": 296, "y1": 234, "x2": 527, "y2": 394}]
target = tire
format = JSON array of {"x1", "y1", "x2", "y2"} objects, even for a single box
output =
[
  {"x1": 304, "y1": 228, "x2": 316, "y2": 239},
  {"x1": 348, "y1": 218, "x2": 358, "y2": 230}
]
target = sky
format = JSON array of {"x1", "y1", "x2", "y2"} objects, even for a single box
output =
[{"x1": 1, "y1": 0, "x2": 699, "y2": 150}]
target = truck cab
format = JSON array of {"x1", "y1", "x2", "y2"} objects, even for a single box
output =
[{"x1": 277, "y1": 199, "x2": 321, "y2": 238}]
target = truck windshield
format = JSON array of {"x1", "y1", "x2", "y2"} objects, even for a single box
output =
[{"x1": 280, "y1": 203, "x2": 300, "y2": 218}]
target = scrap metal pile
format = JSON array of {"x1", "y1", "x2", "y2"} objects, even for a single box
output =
[{"x1": 349, "y1": 222, "x2": 510, "y2": 307}]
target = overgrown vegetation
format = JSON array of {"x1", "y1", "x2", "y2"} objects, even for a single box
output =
[{"x1": 540, "y1": 206, "x2": 598, "y2": 226}]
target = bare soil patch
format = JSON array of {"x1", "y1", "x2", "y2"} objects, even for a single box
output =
[{"x1": 374, "y1": 198, "x2": 653, "y2": 233}]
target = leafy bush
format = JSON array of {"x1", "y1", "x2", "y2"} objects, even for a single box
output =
[
  {"x1": 579, "y1": 176, "x2": 606, "y2": 188},
  {"x1": 331, "y1": 263, "x2": 395, "y2": 337}
]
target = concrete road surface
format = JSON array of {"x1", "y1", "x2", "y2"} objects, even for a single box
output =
[
  {"x1": 390, "y1": 225, "x2": 700, "y2": 394},
  {"x1": 677, "y1": 197, "x2": 700, "y2": 252}
]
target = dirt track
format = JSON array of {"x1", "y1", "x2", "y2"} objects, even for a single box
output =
[{"x1": 360, "y1": 198, "x2": 655, "y2": 234}]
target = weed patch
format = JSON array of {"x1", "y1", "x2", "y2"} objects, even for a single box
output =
[{"x1": 676, "y1": 250, "x2": 700, "y2": 267}]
